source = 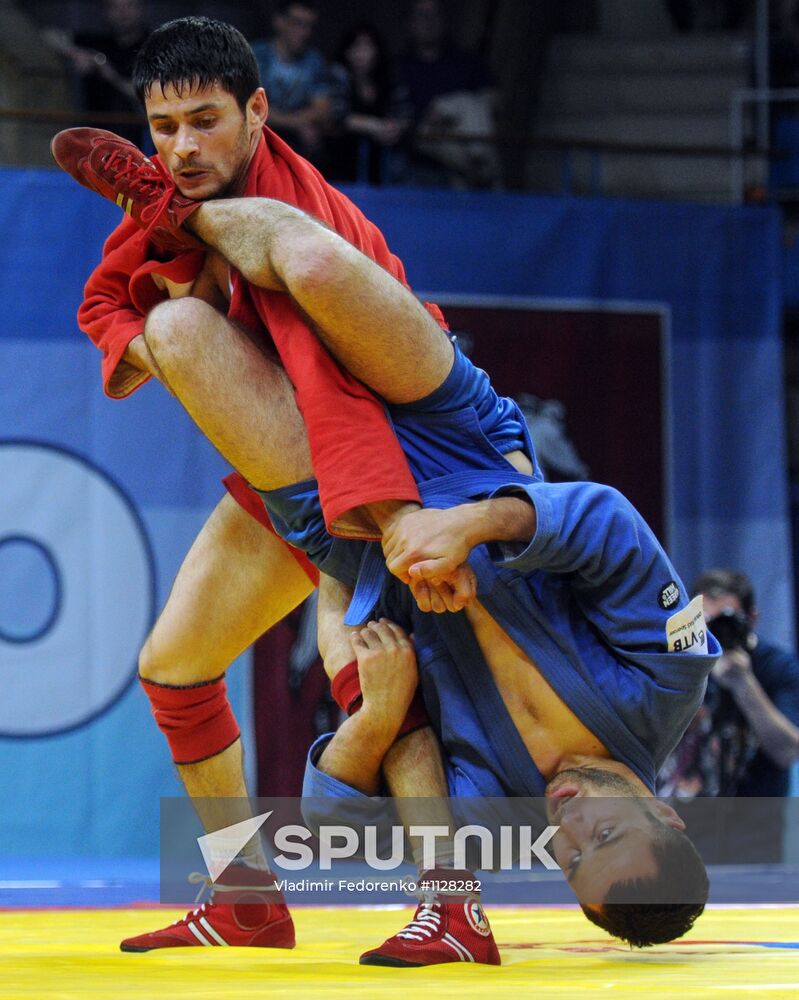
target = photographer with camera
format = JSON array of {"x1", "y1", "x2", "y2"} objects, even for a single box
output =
[
  {"x1": 660, "y1": 567, "x2": 799, "y2": 792},
  {"x1": 698, "y1": 568, "x2": 799, "y2": 796},
  {"x1": 659, "y1": 569, "x2": 799, "y2": 861}
]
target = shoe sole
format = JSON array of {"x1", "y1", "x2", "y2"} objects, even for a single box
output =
[
  {"x1": 120, "y1": 940, "x2": 297, "y2": 952},
  {"x1": 359, "y1": 954, "x2": 425, "y2": 967}
]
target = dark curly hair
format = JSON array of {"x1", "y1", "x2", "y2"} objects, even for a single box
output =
[
  {"x1": 133, "y1": 17, "x2": 260, "y2": 110},
  {"x1": 692, "y1": 567, "x2": 755, "y2": 618},
  {"x1": 580, "y1": 819, "x2": 708, "y2": 947}
]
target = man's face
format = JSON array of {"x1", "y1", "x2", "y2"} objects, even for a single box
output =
[
  {"x1": 702, "y1": 592, "x2": 746, "y2": 622},
  {"x1": 106, "y1": 0, "x2": 143, "y2": 33},
  {"x1": 275, "y1": 4, "x2": 318, "y2": 58},
  {"x1": 410, "y1": 0, "x2": 445, "y2": 47},
  {"x1": 546, "y1": 768, "x2": 684, "y2": 905},
  {"x1": 145, "y1": 82, "x2": 266, "y2": 200}
]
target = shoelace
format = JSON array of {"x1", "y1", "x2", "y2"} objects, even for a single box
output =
[
  {"x1": 100, "y1": 149, "x2": 178, "y2": 236},
  {"x1": 101, "y1": 149, "x2": 167, "y2": 197},
  {"x1": 170, "y1": 869, "x2": 281, "y2": 929},
  {"x1": 396, "y1": 897, "x2": 443, "y2": 941},
  {"x1": 187, "y1": 869, "x2": 279, "y2": 903},
  {"x1": 189, "y1": 871, "x2": 213, "y2": 904},
  {"x1": 171, "y1": 898, "x2": 217, "y2": 927}
]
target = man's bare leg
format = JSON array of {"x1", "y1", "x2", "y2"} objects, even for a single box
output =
[
  {"x1": 316, "y1": 574, "x2": 454, "y2": 843},
  {"x1": 141, "y1": 299, "x2": 464, "y2": 807},
  {"x1": 139, "y1": 493, "x2": 314, "y2": 836},
  {"x1": 182, "y1": 202, "x2": 531, "y2": 554},
  {"x1": 186, "y1": 199, "x2": 455, "y2": 405},
  {"x1": 143, "y1": 297, "x2": 313, "y2": 492},
  {"x1": 384, "y1": 732, "x2": 458, "y2": 871},
  {"x1": 119, "y1": 494, "x2": 306, "y2": 950},
  {"x1": 140, "y1": 256, "x2": 466, "y2": 830},
  {"x1": 311, "y1": 585, "x2": 499, "y2": 965}
]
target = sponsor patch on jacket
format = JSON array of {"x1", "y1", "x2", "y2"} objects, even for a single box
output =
[
  {"x1": 666, "y1": 594, "x2": 708, "y2": 655},
  {"x1": 659, "y1": 580, "x2": 681, "y2": 609}
]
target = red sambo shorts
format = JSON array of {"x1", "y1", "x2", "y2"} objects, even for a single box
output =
[{"x1": 223, "y1": 471, "x2": 320, "y2": 586}]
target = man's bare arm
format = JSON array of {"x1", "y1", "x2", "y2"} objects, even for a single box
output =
[
  {"x1": 317, "y1": 620, "x2": 419, "y2": 795},
  {"x1": 715, "y1": 651, "x2": 799, "y2": 769},
  {"x1": 382, "y1": 496, "x2": 537, "y2": 586}
]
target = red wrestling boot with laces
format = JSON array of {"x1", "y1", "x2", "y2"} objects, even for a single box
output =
[
  {"x1": 119, "y1": 865, "x2": 295, "y2": 952},
  {"x1": 50, "y1": 128, "x2": 203, "y2": 254},
  {"x1": 359, "y1": 869, "x2": 500, "y2": 967}
]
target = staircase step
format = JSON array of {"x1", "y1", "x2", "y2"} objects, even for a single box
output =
[
  {"x1": 539, "y1": 69, "x2": 748, "y2": 115},
  {"x1": 529, "y1": 29, "x2": 754, "y2": 201},
  {"x1": 525, "y1": 149, "x2": 735, "y2": 202},
  {"x1": 547, "y1": 33, "x2": 751, "y2": 74},
  {"x1": 534, "y1": 111, "x2": 732, "y2": 149},
  {"x1": 599, "y1": 152, "x2": 734, "y2": 199}
]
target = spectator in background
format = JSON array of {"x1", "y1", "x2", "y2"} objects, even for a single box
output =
[
  {"x1": 396, "y1": 0, "x2": 499, "y2": 188},
  {"x1": 660, "y1": 568, "x2": 799, "y2": 801},
  {"x1": 327, "y1": 25, "x2": 411, "y2": 185},
  {"x1": 43, "y1": 0, "x2": 148, "y2": 142},
  {"x1": 252, "y1": 0, "x2": 331, "y2": 167}
]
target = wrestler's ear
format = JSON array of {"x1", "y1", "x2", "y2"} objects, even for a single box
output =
[
  {"x1": 650, "y1": 800, "x2": 686, "y2": 832},
  {"x1": 247, "y1": 87, "x2": 269, "y2": 130}
]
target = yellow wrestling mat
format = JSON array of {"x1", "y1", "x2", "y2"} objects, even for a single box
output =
[{"x1": 1, "y1": 906, "x2": 798, "y2": 999}]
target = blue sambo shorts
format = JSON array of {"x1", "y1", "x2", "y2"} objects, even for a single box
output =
[{"x1": 260, "y1": 347, "x2": 540, "y2": 591}]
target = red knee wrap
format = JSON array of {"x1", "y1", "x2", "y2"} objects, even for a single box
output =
[
  {"x1": 330, "y1": 660, "x2": 429, "y2": 737},
  {"x1": 140, "y1": 674, "x2": 240, "y2": 765}
]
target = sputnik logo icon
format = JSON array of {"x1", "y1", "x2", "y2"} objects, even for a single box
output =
[{"x1": 196, "y1": 812, "x2": 273, "y2": 882}]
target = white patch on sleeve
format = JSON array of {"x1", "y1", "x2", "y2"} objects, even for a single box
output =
[{"x1": 666, "y1": 594, "x2": 708, "y2": 655}]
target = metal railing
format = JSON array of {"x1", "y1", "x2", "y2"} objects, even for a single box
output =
[
  {"x1": 730, "y1": 88, "x2": 799, "y2": 202},
  {"x1": 1, "y1": 103, "x2": 771, "y2": 199},
  {"x1": 0, "y1": 106, "x2": 145, "y2": 126}
]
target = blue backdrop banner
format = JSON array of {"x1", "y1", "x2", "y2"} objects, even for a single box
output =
[{"x1": 0, "y1": 169, "x2": 790, "y2": 854}]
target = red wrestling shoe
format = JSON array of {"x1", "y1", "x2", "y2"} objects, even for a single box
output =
[
  {"x1": 359, "y1": 870, "x2": 500, "y2": 967},
  {"x1": 50, "y1": 128, "x2": 202, "y2": 253},
  {"x1": 119, "y1": 866, "x2": 295, "y2": 952}
]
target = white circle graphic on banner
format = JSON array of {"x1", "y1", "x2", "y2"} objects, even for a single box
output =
[
  {"x1": 0, "y1": 442, "x2": 154, "y2": 736},
  {"x1": 0, "y1": 535, "x2": 61, "y2": 643}
]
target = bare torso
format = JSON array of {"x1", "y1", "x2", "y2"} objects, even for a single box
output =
[{"x1": 464, "y1": 600, "x2": 611, "y2": 780}]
